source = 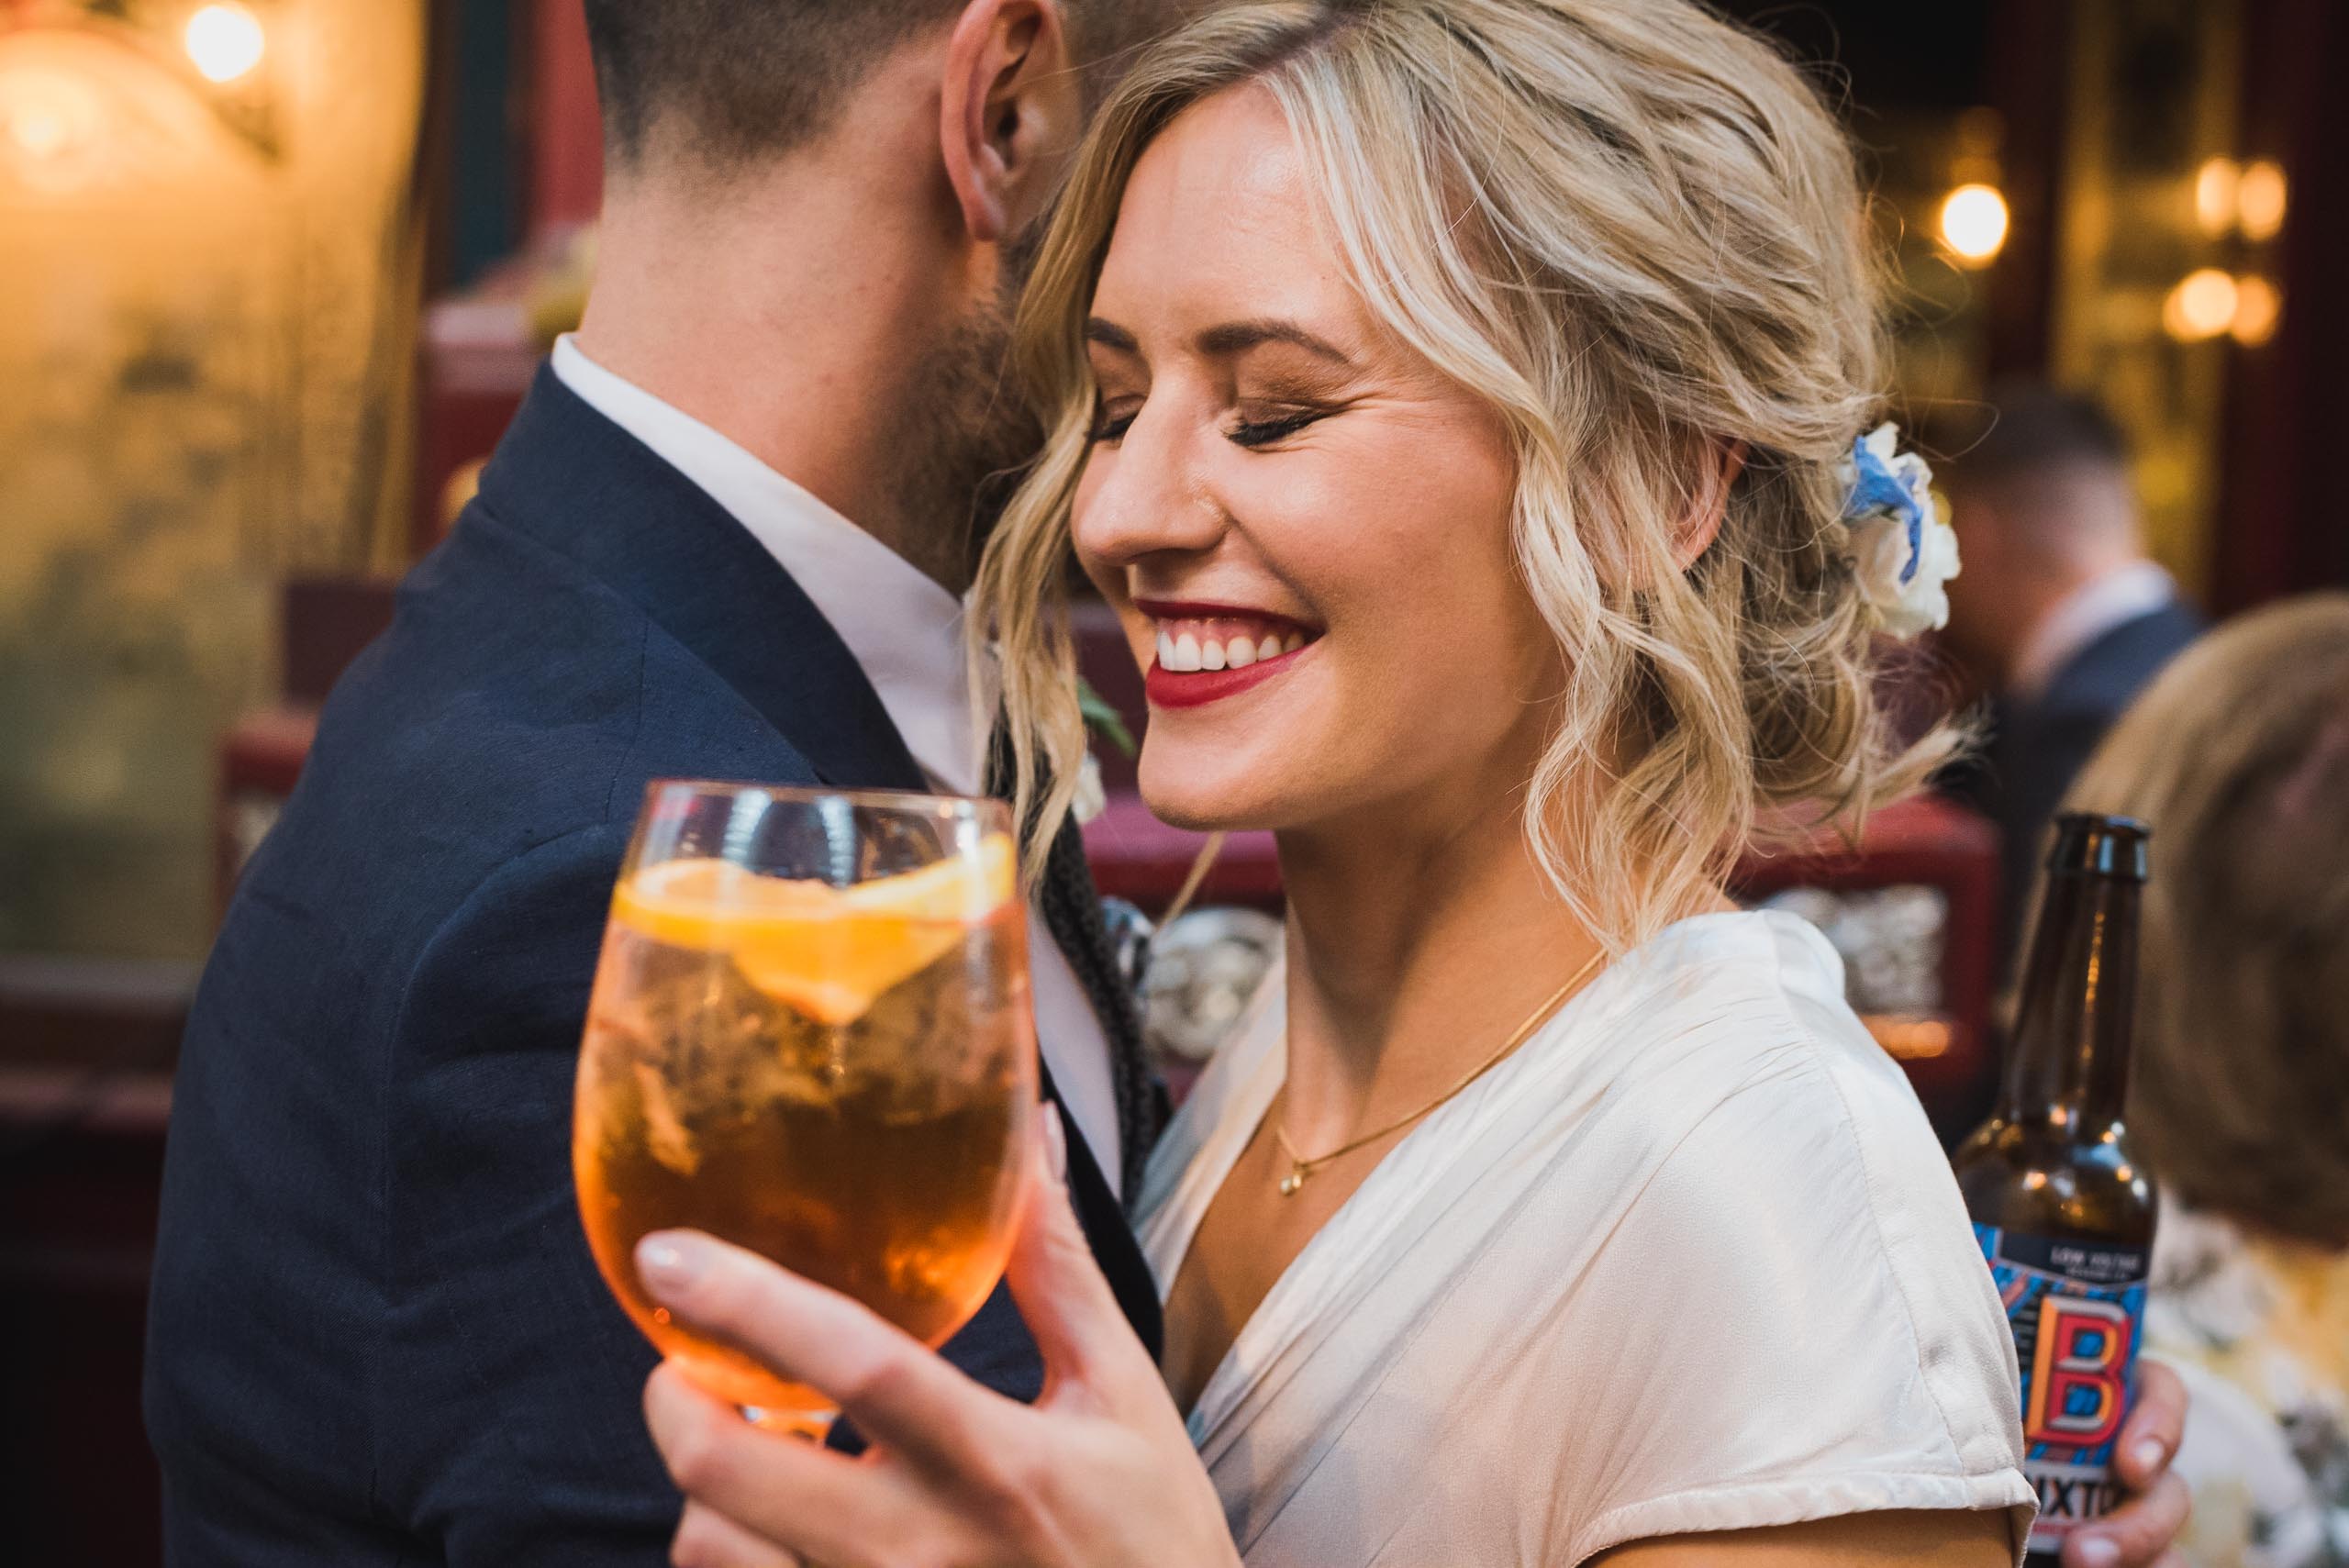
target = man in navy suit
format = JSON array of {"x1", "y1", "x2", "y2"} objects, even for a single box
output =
[
  {"x1": 144, "y1": 4, "x2": 1184, "y2": 1562},
  {"x1": 1941, "y1": 385, "x2": 2204, "y2": 967}
]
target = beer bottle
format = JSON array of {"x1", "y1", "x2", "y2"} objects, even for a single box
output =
[{"x1": 1954, "y1": 813, "x2": 2159, "y2": 1566}]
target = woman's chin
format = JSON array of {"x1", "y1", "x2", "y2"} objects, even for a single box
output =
[{"x1": 1137, "y1": 758, "x2": 1291, "y2": 837}]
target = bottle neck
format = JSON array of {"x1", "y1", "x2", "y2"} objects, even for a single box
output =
[{"x1": 1999, "y1": 870, "x2": 2142, "y2": 1130}]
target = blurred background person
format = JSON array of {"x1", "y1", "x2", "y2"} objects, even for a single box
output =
[
  {"x1": 1940, "y1": 384, "x2": 2205, "y2": 965},
  {"x1": 2064, "y1": 595, "x2": 2349, "y2": 1568}
]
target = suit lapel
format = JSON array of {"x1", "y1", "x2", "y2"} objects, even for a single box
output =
[{"x1": 474, "y1": 366, "x2": 929, "y2": 795}]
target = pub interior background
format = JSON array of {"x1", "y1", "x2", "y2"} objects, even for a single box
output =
[{"x1": 2, "y1": 1, "x2": 2344, "y2": 1562}]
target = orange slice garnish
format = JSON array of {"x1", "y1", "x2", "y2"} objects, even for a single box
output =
[{"x1": 612, "y1": 839, "x2": 1016, "y2": 1025}]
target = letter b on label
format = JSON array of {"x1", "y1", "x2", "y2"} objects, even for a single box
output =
[{"x1": 2026, "y1": 1296, "x2": 2132, "y2": 1449}]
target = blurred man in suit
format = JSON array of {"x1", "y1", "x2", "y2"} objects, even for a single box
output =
[
  {"x1": 144, "y1": 5, "x2": 1189, "y2": 1564},
  {"x1": 1941, "y1": 385, "x2": 2203, "y2": 963}
]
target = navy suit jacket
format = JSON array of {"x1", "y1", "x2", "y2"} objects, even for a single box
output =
[
  {"x1": 1983, "y1": 599, "x2": 2203, "y2": 960},
  {"x1": 145, "y1": 369, "x2": 1162, "y2": 1566}
]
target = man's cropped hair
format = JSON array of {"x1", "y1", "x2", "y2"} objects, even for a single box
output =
[{"x1": 584, "y1": 0, "x2": 1188, "y2": 171}]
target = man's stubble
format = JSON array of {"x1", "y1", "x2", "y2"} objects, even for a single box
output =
[{"x1": 886, "y1": 220, "x2": 1052, "y2": 591}]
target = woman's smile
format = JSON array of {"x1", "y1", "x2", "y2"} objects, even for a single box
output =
[{"x1": 1139, "y1": 597, "x2": 1320, "y2": 708}]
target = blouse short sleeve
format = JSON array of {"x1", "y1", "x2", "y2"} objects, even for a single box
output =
[{"x1": 1553, "y1": 924, "x2": 2036, "y2": 1562}]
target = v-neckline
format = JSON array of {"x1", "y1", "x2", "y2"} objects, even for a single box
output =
[{"x1": 1139, "y1": 951, "x2": 1620, "y2": 1456}]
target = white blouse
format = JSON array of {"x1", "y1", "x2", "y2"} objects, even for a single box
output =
[{"x1": 1136, "y1": 910, "x2": 2036, "y2": 1566}]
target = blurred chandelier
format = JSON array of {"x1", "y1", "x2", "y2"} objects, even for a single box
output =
[{"x1": 0, "y1": 0, "x2": 281, "y2": 161}]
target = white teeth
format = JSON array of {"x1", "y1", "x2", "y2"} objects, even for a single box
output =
[{"x1": 1154, "y1": 622, "x2": 1309, "y2": 675}]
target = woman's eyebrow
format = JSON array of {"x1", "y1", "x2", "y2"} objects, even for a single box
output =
[
  {"x1": 1195, "y1": 319, "x2": 1353, "y2": 364},
  {"x1": 1084, "y1": 317, "x2": 1140, "y2": 352}
]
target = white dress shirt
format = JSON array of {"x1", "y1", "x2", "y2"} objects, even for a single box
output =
[
  {"x1": 553, "y1": 336, "x2": 1122, "y2": 1190},
  {"x1": 2009, "y1": 560, "x2": 2177, "y2": 703}
]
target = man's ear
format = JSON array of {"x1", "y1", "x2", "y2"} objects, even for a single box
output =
[
  {"x1": 1673, "y1": 439, "x2": 1747, "y2": 571},
  {"x1": 941, "y1": 0, "x2": 1083, "y2": 243}
]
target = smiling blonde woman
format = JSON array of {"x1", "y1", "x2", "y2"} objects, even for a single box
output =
[{"x1": 624, "y1": 4, "x2": 2197, "y2": 1565}]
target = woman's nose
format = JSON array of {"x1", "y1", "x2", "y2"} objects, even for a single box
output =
[{"x1": 1074, "y1": 409, "x2": 1229, "y2": 568}]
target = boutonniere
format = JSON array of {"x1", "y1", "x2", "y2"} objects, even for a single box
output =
[{"x1": 1073, "y1": 678, "x2": 1136, "y2": 826}]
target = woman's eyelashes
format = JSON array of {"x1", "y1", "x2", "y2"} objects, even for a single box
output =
[
  {"x1": 1085, "y1": 399, "x2": 1331, "y2": 449},
  {"x1": 1227, "y1": 407, "x2": 1326, "y2": 448}
]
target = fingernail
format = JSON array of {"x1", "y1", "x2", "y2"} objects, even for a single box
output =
[
  {"x1": 636, "y1": 1231, "x2": 707, "y2": 1296},
  {"x1": 2072, "y1": 1537, "x2": 2120, "y2": 1568},
  {"x1": 1041, "y1": 1105, "x2": 1068, "y2": 1184},
  {"x1": 2133, "y1": 1437, "x2": 2166, "y2": 1473}
]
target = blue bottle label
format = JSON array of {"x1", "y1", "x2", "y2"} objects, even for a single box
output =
[{"x1": 1975, "y1": 1222, "x2": 2151, "y2": 1552}]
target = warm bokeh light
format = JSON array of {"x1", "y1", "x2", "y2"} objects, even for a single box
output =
[
  {"x1": 2238, "y1": 160, "x2": 2288, "y2": 242},
  {"x1": 2165, "y1": 268, "x2": 2241, "y2": 342},
  {"x1": 2194, "y1": 158, "x2": 2240, "y2": 236},
  {"x1": 184, "y1": 4, "x2": 267, "y2": 85},
  {"x1": 6, "y1": 99, "x2": 73, "y2": 161},
  {"x1": 2232, "y1": 275, "x2": 2282, "y2": 345},
  {"x1": 1938, "y1": 183, "x2": 2009, "y2": 265},
  {"x1": 0, "y1": 64, "x2": 111, "y2": 187},
  {"x1": 1864, "y1": 1015, "x2": 1953, "y2": 1062}
]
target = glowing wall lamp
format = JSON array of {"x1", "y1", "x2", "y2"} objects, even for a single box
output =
[
  {"x1": 0, "y1": 0, "x2": 281, "y2": 162},
  {"x1": 2162, "y1": 269, "x2": 2280, "y2": 347},
  {"x1": 1938, "y1": 182, "x2": 2009, "y2": 267},
  {"x1": 2192, "y1": 155, "x2": 2288, "y2": 243},
  {"x1": 184, "y1": 3, "x2": 264, "y2": 85},
  {"x1": 2164, "y1": 268, "x2": 2239, "y2": 342}
]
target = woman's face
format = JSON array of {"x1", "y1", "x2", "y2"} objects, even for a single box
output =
[{"x1": 1074, "y1": 85, "x2": 1562, "y2": 838}]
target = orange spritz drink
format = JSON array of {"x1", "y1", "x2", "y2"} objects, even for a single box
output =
[{"x1": 573, "y1": 785, "x2": 1035, "y2": 1433}]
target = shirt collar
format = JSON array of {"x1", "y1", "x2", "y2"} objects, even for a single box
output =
[
  {"x1": 551, "y1": 336, "x2": 979, "y2": 794},
  {"x1": 2009, "y1": 560, "x2": 2177, "y2": 702}
]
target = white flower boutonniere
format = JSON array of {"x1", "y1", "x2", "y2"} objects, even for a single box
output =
[{"x1": 1840, "y1": 422, "x2": 1962, "y2": 639}]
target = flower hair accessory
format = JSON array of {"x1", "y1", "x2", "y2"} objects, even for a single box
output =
[{"x1": 1840, "y1": 422, "x2": 1960, "y2": 638}]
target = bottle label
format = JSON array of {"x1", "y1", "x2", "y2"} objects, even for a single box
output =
[{"x1": 1974, "y1": 1223, "x2": 2150, "y2": 1551}]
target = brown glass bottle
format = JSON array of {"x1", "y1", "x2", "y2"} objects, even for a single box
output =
[{"x1": 1954, "y1": 814, "x2": 2159, "y2": 1565}]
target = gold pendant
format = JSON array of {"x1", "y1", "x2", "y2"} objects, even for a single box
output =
[{"x1": 1279, "y1": 1164, "x2": 1307, "y2": 1196}]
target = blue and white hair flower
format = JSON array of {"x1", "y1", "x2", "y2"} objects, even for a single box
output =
[{"x1": 1839, "y1": 422, "x2": 1960, "y2": 638}]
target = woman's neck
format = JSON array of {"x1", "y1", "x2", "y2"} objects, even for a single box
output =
[{"x1": 1272, "y1": 790, "x2": 1609, "y2": 1153}]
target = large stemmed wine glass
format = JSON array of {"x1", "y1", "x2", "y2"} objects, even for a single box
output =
[{"x1": 573, "y1": 783, "x2": 1036, "y2": 1436}]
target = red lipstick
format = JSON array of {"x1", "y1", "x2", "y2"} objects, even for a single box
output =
[
  {"x1": 1136, "y1": 597, "x2": 1319, "y2": 711},
  {"x1": 1146, "y1": 645, "x2": 1309, "y2": 708}
]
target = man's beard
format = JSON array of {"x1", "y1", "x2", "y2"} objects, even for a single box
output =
[{"x1": 889, "y1": 224, "x2": 1050, "y2": 590}]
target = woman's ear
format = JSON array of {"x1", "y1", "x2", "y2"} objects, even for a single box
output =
[
  {"x1": 1673, "y1": 439, "x2": 1747, "y2": 571},
  {"x1": 941, "y1": 0, "x2": 1084, "y2": 243}
]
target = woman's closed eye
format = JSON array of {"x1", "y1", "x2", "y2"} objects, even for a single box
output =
[
  {"x1": 1227, "y1": 406, "x2": 1330, "y2": 449},
  {"x1": 1086, "y1": 397, "x2": 1337, "y2": 450}
]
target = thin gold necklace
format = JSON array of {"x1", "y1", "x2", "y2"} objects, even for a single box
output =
[{"x1": 1272, "y1": 947, "x2": 1609, "y2": 1196}]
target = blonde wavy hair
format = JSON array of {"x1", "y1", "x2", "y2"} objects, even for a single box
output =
[
  {"x1": 2063, "y1": 595, "x2": 2349, "y2": 1247},
  {"x1": 973, "y1": 0, "x2": 1950, "y2": 947}
]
